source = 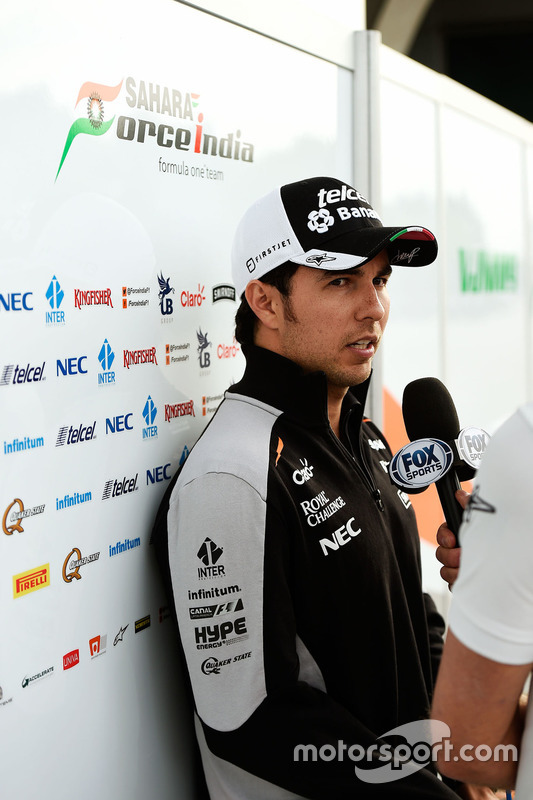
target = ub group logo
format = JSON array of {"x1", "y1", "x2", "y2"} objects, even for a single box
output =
[
  {"x1": 45, "y1": 276, "x2": 65, "y2": 326},
  {"x1": 56, "y1": 79, "x2": 123, "y2": 180},
  {"x1": 158, "y1": 272, "x2": 174, "y2": 317},
  {"x1": 197, "y1": 328, "x2": 211, "y2": 369}
]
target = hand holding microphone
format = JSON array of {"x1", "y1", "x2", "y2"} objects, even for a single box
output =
[{"x1": 388, "y1": 377, "x2": 490, "y2": 544}]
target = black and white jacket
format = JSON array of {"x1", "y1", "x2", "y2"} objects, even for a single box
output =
[{"x1": 154, "y1": 345, "x2": 458, "y2": 799}]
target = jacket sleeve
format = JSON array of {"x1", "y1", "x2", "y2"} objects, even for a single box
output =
[
  {"x1": 423, "y1": 592, "x2": 446, "y2": 691},
  {"x1": 168, "y1": 472, "x2": 458, "y2": 799}
]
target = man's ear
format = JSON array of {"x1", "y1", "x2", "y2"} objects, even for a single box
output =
[{"x1": 245, "y1": 280, "x2": 282, "y2": 330}]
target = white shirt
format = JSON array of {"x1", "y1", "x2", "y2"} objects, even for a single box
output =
[{"x1": 450, "y1": 403, "x2": 533, "y2": 798}]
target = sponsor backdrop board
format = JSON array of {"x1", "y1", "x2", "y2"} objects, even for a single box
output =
[{"x1": 0, "y1": 1, "x2": 353, "y2": 797}]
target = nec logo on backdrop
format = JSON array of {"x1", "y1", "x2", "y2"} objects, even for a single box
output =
[
  {"x1": 56, "y1": 356, "x2": 88, "y2": 377},
  {"x1": 106, "y1": 413, "x2": 133, "y2": 434},
  {"x1": 0, "y1": 292, "x2": 33, "y2": 312}
]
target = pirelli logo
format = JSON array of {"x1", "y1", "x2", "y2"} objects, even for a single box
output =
[{"x1": 13, "y1": 563, "x2": 50, "y2": 598}]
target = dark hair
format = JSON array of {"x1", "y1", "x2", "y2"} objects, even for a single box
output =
[{"x1": 234, "y1": 262, "x2": 299, "y2": 347}]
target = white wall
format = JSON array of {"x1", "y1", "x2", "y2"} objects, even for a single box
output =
[{"x1": 0, "y1": 1, "x2": 355, "y2": 797}]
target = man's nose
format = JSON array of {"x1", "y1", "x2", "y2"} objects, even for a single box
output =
[{"x1": 354, "y1": 283, "x2": 386, "y2": 321}]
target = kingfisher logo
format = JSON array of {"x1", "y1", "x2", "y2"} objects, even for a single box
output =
[
  {"x1": 142, "y1": 395, "x2": 158, "y2": 439},
  {"x1": 98, "y1": 339, "x2": 115, "y2": 386},
  {"x1": 165, "y1": 399, "x2": 195, "y2": 421},
  {"x1": 158, "y1": 272, "x2": 174, "y2": 317},
  {"x1": 56, "y1": 79, "x2": 123, "y2": 180},
  {"x1": 123, "y1": 346, "x2": 157, "y2": 369},
  {"x1": 45, "y1": 276, "x2": 65, "y2": 326},
  {"x1": 74, "y1": 288, "x2": 113, "y2": 309}
]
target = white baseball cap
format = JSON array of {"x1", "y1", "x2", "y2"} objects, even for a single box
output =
[{"x1": 231, "y1": 176, "x2": 438, "y2": 297}]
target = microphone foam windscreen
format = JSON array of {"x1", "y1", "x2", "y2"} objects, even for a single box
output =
[{"x1": 402, "y1": 377, "x2": 460, "y2": 443}]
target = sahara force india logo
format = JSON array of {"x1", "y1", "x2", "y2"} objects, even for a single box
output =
[
  {"x1": 56, "y1": 80, "x2": 123, "y2": 180},
  {"x1": 56, "y1": 76, "x2": 255, "y2": 180}
]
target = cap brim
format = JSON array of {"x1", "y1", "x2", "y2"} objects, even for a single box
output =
[{"x1": 290, "y1": 226, "x2": 437, "y2": 270}]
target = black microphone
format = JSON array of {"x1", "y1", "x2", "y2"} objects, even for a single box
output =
[{"x1": 402, "y1": 378, "x2": 466, "y2": 540}]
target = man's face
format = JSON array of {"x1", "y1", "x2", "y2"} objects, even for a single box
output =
[{"x1": 275, "y1": 249, "x2": 391, "y2": 389}]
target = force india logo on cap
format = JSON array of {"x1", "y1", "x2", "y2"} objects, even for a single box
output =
[{"x1": 307, "y1": 185, "x2": 381, "y2": 234}]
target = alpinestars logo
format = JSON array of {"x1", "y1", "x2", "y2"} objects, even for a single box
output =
[
  {"x1": 158, "y1": 272, "x2": 174, "y2": 316},
  {"x1": 463, "y1": 485, "x2": 497, "y2": 523},
  {"x1": 56, "y1": 79, "x2": 123, "y2": 180},
  {"x1": 197, "y1": 537, "x2": 225, "y2": 580}
]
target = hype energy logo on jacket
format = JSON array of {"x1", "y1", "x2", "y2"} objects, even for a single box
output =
[
  {"x1": 389, "y1": 438, "x2": 453, "y2": 491},
  {"x1": 56, "y1": 76, "x2": 255, "y2": 179}
]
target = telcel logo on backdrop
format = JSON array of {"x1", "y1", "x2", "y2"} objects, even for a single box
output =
[
  {"x1": 0, "y1": 362, "x2": 45, "y2": 387},
  {"x1": 102, "y1": 473, "x2": 139, "y2": 501},
  {"x1": 45, "y1": 276, "x2": 65, "y2": 326},
  {"x1": 56, "y1": 421, "x2": 96, "y2": 447}
]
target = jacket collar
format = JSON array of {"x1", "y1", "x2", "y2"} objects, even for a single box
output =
[{"x1": 228, "y1": 345, "x2": 371, "y2": 429}]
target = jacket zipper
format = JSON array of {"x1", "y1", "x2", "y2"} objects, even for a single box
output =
[{"x1": 329, "y1": 411, "x2": 385, "y2": 513}]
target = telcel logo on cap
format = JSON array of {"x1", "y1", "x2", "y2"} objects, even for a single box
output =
[
  {"x1": 456, "y1": 427, "x2": 490, "y2": 468},
  {"x1": 389, "y1": 438, "x2": 453, "y2": 491}
]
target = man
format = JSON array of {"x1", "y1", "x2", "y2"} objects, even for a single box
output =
[
  {"x1": 432, "y1": 405, "x2": 533, "y2": 793},
  {"x1": 152, "y1": 176, "x2": 464, "y2": 798}
]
